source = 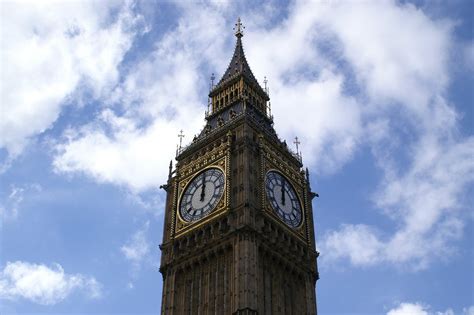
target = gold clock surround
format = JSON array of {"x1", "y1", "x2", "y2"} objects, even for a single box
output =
[
  {"x1": 174, "y1": 157, "x2": 229, "y2": 237},
  {"x1": 260, "y1": 140, "x2": 309, "y2": 241}
]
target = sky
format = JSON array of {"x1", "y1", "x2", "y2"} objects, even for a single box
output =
[{"x1": 0, "y1": 0, "x2": 473, "y2": 314}]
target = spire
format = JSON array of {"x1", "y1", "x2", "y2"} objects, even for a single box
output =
[{"x1": 210, "y1": 18, "x2": 267, "y2": 98}]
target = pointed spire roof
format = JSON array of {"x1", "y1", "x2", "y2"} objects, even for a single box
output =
[{"x1": 210, "y1": 18, "x2": 268, "y2": 99}]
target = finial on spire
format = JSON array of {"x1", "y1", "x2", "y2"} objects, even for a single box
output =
[
  {"x1": 294, "y1": 136, "x2": 301, "y2": 156},
  {"x1": 234, "y1": 17, "x2": 244, "y2": 38},
  {"x1": 210, "y1": 73, "x2": 215, "y2": 90},
  {"x1": 207, "y1": 73, "x2": 215, "y2": 117},
  {"x1": 178, "y1": 129, "x2": 185, "y2": 152},
  {"x1": 264, "y1": 76, "x2": 268, "y2": 94}
]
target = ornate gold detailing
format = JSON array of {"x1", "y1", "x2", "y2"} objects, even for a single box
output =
[
  {"x1": 258, "y1": 134, "x2": 307, "y2": 239},
  {"x1": 177, "y1": 136, "x2": 228, "y2": 177},
  {"x1": 174, "y1": 157, "x2": 229, "y2": 237}
]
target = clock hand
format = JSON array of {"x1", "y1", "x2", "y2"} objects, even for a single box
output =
[
  {"x1": 281, "y1": 178, "x2": 286, "y2": 206},
  {"x1": 200, "y1": 173, "x2": 206, "y2": 201}
]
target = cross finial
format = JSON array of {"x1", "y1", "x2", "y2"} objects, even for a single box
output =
[
  {"x1": 234, "y1": 17, "x2": 244, "y2": 38},
  {"x1": 178, "y1": 130, "x2": 185, "y2": 151},
  {"x1": 210, "y1": 73, "x2": 215, "y2": 90},
  {"x1": 294, "y1": 136, "x2": 301, "y2": 156}
]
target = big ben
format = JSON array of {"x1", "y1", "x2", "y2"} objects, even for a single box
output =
[{"x1": 159, "y1": 18, "x2": 319, "y2": 315}]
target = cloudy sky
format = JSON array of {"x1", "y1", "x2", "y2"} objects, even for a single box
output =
[{"x1": 1, "y1": 0, "x2": 473, "y2": 314}]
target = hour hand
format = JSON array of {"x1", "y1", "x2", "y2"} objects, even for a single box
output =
[{"x1": 200, "y1": 174, "x2": 206, "y2": 201}]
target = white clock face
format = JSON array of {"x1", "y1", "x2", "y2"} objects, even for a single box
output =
[
  {"x1": 265, "y1": 171, "x2": 302, "y2": 228},
  {"x1": 179, "y1": 168, "x2": 225, "y2": 222}
]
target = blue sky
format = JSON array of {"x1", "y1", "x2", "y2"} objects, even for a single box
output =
[{"x1": 1, "y1": 1, "x2": 473, "y2": 314}]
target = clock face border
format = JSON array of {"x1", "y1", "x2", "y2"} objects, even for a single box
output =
[
  {"x1": 264, "y1": 169, "x2": 304, "y2": 229},
  {"x1": 176, "y1": 165, "x2": 227, "y2": 225}
]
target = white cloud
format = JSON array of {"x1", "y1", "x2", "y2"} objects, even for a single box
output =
[
  {"x1": 124, "y1": 190, "x2": 166, "y2": 214},
  {"x1": 0, "y1": 186, "x2": 25, "y2": 220},
  {"x1": 387, "y1": 302, "x2": 429, "y2": 315},
  {"x1": 121, "y1": 221, "x2": 150, "y2": 265},
  {"x1": 376, "y1": 136, "x2": 473, "y2": 266},
  {"x1": 53, "y1": 110, "x2": 185, "y2": 191},
  {"x1": 0, "y1": 261, "x2": 101, "y2": 305},
  {"x1": 0, "y1": 184, "x2": 41, "y2": 220},
  {"x1": 313, "y1": 1, "x2": 452, "y2": 111},
  {"x1": 321, "y1": 136, "x2": 474, "y2": 268},
  {"x1": 464, "y1": 306, "x2": 474, "y2": 315},
  {"x1": 120, "y1": 221, "x2": 151, "y2": 288},
  {"x1": 271, "y1": 71, "x2": 362, "y2": 172},
  {"x1": 322, "y1": 224, "x2": 384, "y2": 266},
  {"x1": 0, "y1": 0, "x2": 142, "y2": 166},
  {"x1": 52, "y1": 7, "x2": 231, "y2": 191},
  {"x1": 386, "y1": 302, "x2": 469, "y2": 315}
]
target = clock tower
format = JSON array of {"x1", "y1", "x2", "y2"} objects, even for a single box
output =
[{"x1": 159, "y1": 19, "x2": 319, "y2": 315}]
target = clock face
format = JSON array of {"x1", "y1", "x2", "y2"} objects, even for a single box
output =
[
  {"x1": 179, "y1": 167, "x2": 225, "y2": 223},
  {"x1": 265, "y1": 171, "x2": 302, "y2": 228}
]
